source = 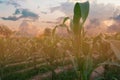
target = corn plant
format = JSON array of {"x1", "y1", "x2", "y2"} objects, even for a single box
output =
[
  {"x1": 52, "y1": 1, "x2": 93, "y2": 80},
  {"x1": 52, "y1": 1, "x2": 120, "y2": 80},
  {"x1": 41, "y1": 28, "x2": 67, "y2": 80}
]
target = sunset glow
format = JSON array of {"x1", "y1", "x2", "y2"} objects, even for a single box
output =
[
  {"x1": 0, "y1": 0, "x2": 119, "y2": 35},
  {"x1": 0, "y1": 1, "x2": 120, "y2": 80}
]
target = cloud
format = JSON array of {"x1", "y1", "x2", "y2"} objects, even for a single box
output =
[
  {"x1": 113, "y1": 15, "x2": 120, "y2": 21},
  {"x1": 1, "y1": 8, "x2": 39, "y2": 21},
  {"x1": 50, "y1": 1, "x2": 120, "y2": 34},
  {"x1": 107, "y1": 24, "x2": 120, "y2": 33},
  {"x1": 86, "y1": 18, "x2": 101, "y2": 29},
  {"x1": 15, "y1": 9, "x2": 39, "y2": 20},
  {"x1": 42, "y1": 21, "x2": 59, "y2": 24},
  {"x1": 56, "y1": 16, "x2": 64, "y2": 21},
  {"x1": 50, "y1": 1, "x2": 74, "y2": 16},
  {"x1": 14, "y1": 9, "x2": 21, "y2": 15},
  {"x1": 42, "y1": 16, "x2": 66, "y2": 24},
  {"x1": 0, "y1": 0, "x2": 21, "y2": 7},
  {"x1": 107, "y1": 15, "x2": 120, "y2": 33},
  {"x1": 7, "y1": 1, "x2": 21, "y2": 7},
  {"x1": 85, "y1": 18, "x2": 106, "y2": 36},
  {"x1": 50, "y1": 1, "x2": 116, "y2": 20},
  {"x1": 41, "y1": 11, "x2": 48, "y2": 14},
  {"x1": 0, "y1": 1, "x2": 3, "y2": 3},
  {"x1": 0, "y1": 0, "x2": 7, "y2": 3},
  {"x1": 89, "y1": 3, "x2": 115, "y2": 20},
  {"x1": 1, "y1": 16, "x2": 19, "y2": 21}
]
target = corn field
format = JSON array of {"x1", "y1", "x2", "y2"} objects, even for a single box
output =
[{"x1": 0, "y1": 1, "x2": 120, "y2": 80}]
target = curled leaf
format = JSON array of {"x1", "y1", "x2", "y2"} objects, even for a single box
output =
[
  {"x1": 63, "y1": 17, "x2": 70, "y2": 24},
  {"x1": 73, "y1": 1, "x2": 89, "y2": 34},
  {"x1": 80, "y1": 1, "x2": 89, "y2": 24}
]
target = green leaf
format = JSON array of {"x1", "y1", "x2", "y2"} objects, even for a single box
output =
[
  {"x1": 99, "y1": 61, "x2": 120, "y2": 67},
  {"x1": 52, "y1": 26, "x2": 58, "y2": 36},
  {"x1": 73, "y1": 2, "x2": 81, "y2": 33},
  {"x1": 63, "y1": 17, "x2": 70, "y2": 24},
  {"x1": 95, "y1": 77, "x2": 104, "y2": 80},
  {"x1": 73, "y1": 1, "x2": 89, "y2": 34},
  {"x1": 109, "y1": 40, "x2": 120, "y2": 61},
  {"x1": 52, "y1": 24, "x2": 68, "y2": 36},
  {"x1": 83, "y1": 56, "x2": 94, "y2": 80},
  {"x1": 80, "y1": 1, "x2": 89, "y2": 24},
  {"x1": 67, "y1": 53, "x2": 78, "y2": 72},
  {"x1": 70, "y1": 19, "x2": 73, "y2": 31},
  {"x1": 73, "y1": 1, "x2": 89, "y2": 24},
  {"x1": 73, "y1": 2, "x2": 81, "y2": 24}
]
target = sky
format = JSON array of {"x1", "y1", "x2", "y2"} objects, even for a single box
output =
[{"x1": 0, "y1": 0, "x2": 120, "y2": 35}]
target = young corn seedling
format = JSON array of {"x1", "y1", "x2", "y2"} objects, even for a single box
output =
[
  {"x1": 52, "y1": 1, "x2": 120, "y2": 80},
  {"x1": 53, "y1": 1, "x2": 94, "y2": 80}
]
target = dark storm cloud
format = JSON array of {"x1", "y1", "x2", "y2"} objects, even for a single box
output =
[
  {"x1": 1, "y1": 16, "x2": 19, "y2": 21},
  {"x1": 14, "y1": 9, "x2": 21, "y2": 15},
  {"x1": 15, "y1": 9, "x2": 39, "y2": 20},
  {"x1": 1, "y1": 9, "x2": 39, "y2": 21}
]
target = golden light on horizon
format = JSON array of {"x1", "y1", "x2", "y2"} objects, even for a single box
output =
[{"x1": 103, "y1": 20, "x2": 114, "y2": 27}]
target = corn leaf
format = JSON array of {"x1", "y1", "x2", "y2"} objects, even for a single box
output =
[
  {"x1": 73, "y1": 2, "x2": 81, "y2": 24},
  {"x1": 52, "y1": 26, "x2": 58, "y2": 36},
  {"x1": 79, "y1": 1, "x2": 89, "y2": 24},
  {"x1": 73, "y1": 2, "x2": 81, "y2": 34},
  {"x1": 99, "y1": 61, "x2": 120, "y2": 67},
  {"x1": 73, "y1": 1, "x2": 89, "y2": 24},
  {"x1": 109, "y1": 40, "x2": 120, "y2": 60},
  {"x1": 70, "y1": 19, "x2": 73, "y2": 31},
  {"x1": 73, "y1": 1, "x2": 89, "y2": 34},
  {"x1": 63, "y1": 17, "x2": 70, "y2": 24}
]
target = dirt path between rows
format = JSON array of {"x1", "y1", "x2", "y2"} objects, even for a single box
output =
[
  {"x1": 30, "y1": 65, "x2": 72, "y2": 80},
  {"x1": 30, "y1": 65, "x2": 104, "y2": 80}
]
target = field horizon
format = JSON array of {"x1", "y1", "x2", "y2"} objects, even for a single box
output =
[{"x1": 0, "y1": 0, "x2": 120, "y2": 80}]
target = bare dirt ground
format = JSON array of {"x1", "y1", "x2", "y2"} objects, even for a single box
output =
[
  {"x1": 30, "y1": 65, "x2": 72, "y2": 80},
  {"x1": 30, "y1": 65, "x2": 104, "y2": 80}
]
